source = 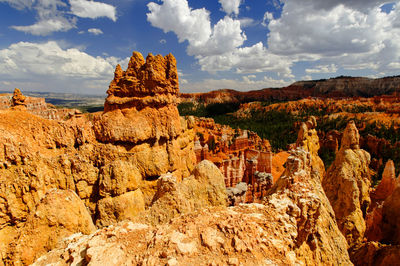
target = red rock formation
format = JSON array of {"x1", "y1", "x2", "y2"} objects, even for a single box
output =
[
  {"x1": 0, "y1": 51, "x2": 197, "y2": 264},
  {"x1": 192, "y1": 117, "x2": 273, "y2": 203},
  {"x1": 323, "y1": 121, "x2": 371, "y2": 246},
  {"x1": 11, "y1": 88, "x2": 26, "y2": 107},
  {"x1": 33, "y1": 148, "x2": 352, "y2": 266},
  {"x1": 0, "y1": 89, "x2": 81, "y2": 120},
  {"x1": 181, "y1": 76, "x2": 400, "y2": 104}
]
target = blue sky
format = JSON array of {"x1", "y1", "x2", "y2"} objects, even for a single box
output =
[{"x1": 0, "y1": 0, "x2": 399, "y2": 95}]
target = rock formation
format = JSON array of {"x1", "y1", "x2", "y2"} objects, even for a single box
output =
[
  {"x1": 180, "y1": 76, "x2": 400, "y2": 104},
  {"x1": 1, "y1": 89, "x2": 81, "y2": 120},
  {"x1": 0, "y1": 51, "x2": 196, "y2": 264},
  {"x1": 193, "y1": 117, "x2": 273, "y2": 203},
  {"x1": 9, "y1": 189, "x2": 96, "y2": 265},
  {"x1": 323, "y1": 121, "x2": 371, "y2": 246},
  {"x1": 32, "y1": 148, "x2": 351, "y2": 266},
  {"x1": 295, "y1": 116, "x2": 325, "y2": 178},
  {"x1": 11, "y1": 88, "x2": 26, "y2": 107}
]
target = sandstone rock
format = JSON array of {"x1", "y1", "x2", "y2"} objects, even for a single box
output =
[
  {"x1": 105, "y1": 52, "x2": 178, "y2": 112},
  {"x1": 96, "y1": 189, "x2": 145, "y2": 227},
  {"x1": 143, "y1": 160, "x2": 228, "y2": 225},
  {"x1": 372, "y1": 160, "x2": 397, "y2": 204},
  {"x1": 323, "y1": 120, "x2": 371, "y2": 246},
  {"x1": 380, "y1": 185, "x2": 400, "y2": 245},
  {"x1": 295, "y1": 116, "x2": 325, "y2": 178},
  {"x1": 350, "y1": 242, "x2": 400, "y2": 266},
  {"x1": 33, "y1": 148, "x2": 351, "y2": 266},
  {"x1": 10, "y1": 189, "x2": 95, "y2": 265},
  {"x1": 268, "y1": 148, "x2": 351, "y2": 265},
  {"x1": 11, "y1": 88, "x2": 26, "y2": 107},
  {"x1": 0, "y1": 51, "x2": 197, "y2": 265}
]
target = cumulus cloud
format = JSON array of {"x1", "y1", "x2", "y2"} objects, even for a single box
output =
[
  {"x1": 0, "y1": 41, "x2": 127, "y2": 93},
  {"x1": 69, "y1": 0, "x2": 117, "y2": 21},
  {"x1": 0, "y1": 0, "x2": 34, "y2": 9},
  {"x1": 12, "y1": 17, "x2": 76, "y2": 36},
  {"x1": 181, "y1": 75, "x2": 292, "y2": 93},
  {"x1": 88, "y1": 28, "x2": 103, "y2": 35},
  {"x1": 147, "y1": 0, "x2": 212, "y2": 48},
  {"x1": 3, "y1": 0, "x2": 117, "y2": 35},
  {"x1": 267, "y1": 1, "x2": 400, "y2": 73},
  {"x1": 218, "y1": 0, "x2": 241, "y2": 16},
  {"x1": 147, "y1": 0, "x2": 292, "y2": 77},
  {"x1": 306, "y1": 64, "x2": 338, "y2": 74}
]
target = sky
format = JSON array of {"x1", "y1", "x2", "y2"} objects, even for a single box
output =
[{"x1": 0, "y1": 0, "x2": 399, "y2": 95}]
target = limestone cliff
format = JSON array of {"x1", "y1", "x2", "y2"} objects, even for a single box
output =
[{"x1": 323, "y1": 121, "x2": 371, "y2": 246}]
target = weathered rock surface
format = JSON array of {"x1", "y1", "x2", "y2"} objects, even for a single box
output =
[
  {"x1": 11, "y1": 88, "x2": 26, "y2": 107},
  {"x1": 0, "y1": 51, "x2": 196, "y2": 265},
  {"x1": 6, "y1": 189, "x2": 95, "y2": 265},
  {"x1": 323, "y1": 121, "x2": 371, "y2": 246},
  {"x1": 350, "y1": 242, "x2": 400, "y2": 266},
  {"x1": 295, "y1": 116, "x2": 325, "y2": 178},
  {"x1": 33, "y1": 148, "x2": 351, "y2": 266},
  {"x1": 193, "y1": 117, "x2": 273, "y2": 203},
  {"x1": 143, "y1": 160, "x2": 228, "y2": 225}
]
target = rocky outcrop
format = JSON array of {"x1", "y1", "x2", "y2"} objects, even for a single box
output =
[
  {"x1": 7, "y1": 189, "x2": 96, "y2": 265},
  {"x1": 1, "y1": 89, "x2": 81, "y2": 120},
  {"x1": 193, "y1": 117, "x2": 273, "y2": 203},
  {"x1": 93, "y1": 52, "x2": 194, "y2": 182},
  {"x1": 11, "y1": 88, "x2": 26, "y2": 107},
  {"x1": 143, "y1": 160, "x2": 228, "y2": 225},
  {"x1": 295, "y1": 116, "x2": 325, "y2": 178},
  {"x1": 323, "y1": 121, "x2": 371, "y2": 246},
  {"x1": 350, "y1": 242, "x2": 400, "y2": 266},
  {"x1": 0, "y1": 51, "x2": 197, "y2": 264},
  {"x1": 33, "y1": 148, "x2": 351, "y2": 266}
]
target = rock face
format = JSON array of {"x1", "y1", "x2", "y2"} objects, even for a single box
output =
[
  {"x1": 33, "y1": 148, "x2": 351, "y2": 266},
  {"x1": 11, "y1": 88, "x2": 26, "y2": 107},
  {"x1": 193, "y1": 117, "x2": 273, "y2": 203},
  {"x1": 295, "y1": 116, "x2": 325, "y2": 178},
  {"x1": 0, "y1": 51, "x2": 196, "y2": 264},
  {"x1": 323, "y1": 121, "x2": 371, "y2": 246},
  {"x1": 371, "y1": 160, "x2": 398, "y2": 205},
  {"x1": 10, "y1": 189, "x2": 96, "y2": 265},
  {"x1": 143, "y1": 160, "x2": 228, "y2": 225}
]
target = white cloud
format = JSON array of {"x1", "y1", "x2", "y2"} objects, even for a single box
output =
[
  {"x1": 181, "y1": 75, "x2": 292, "y2": 93},
  {"x1": 147, "y1": 0, "x2": 212, "y2": 48},
  {"x1": 301, "y1": 75, "x2": 313, "y2": 81},
  {"x1": 0, "y1": 0, "x2": 34, "y2": 9},
  {"x1": 306, "y1": 64, "x2": 338, "y2": 74},
  {"x1": 0, "y1": 41, "x2": 127, "y2": 93},
  {"x1": 69, "y1": 0, "x2": 117, "y2": 21},
  {"x1": 267, "y1": 1, "x2": 400, "y2": 73},
  {"x1": 187, "y1": 16, "x2": 246, "y2": 56},
  {"x1": 261, "y1": 11, "x2": 273, "y2": 27},
  {"x1": 12, "y1": 17, "x2": 76, "y2": 36},
  {"x1": 4, "y1": 0, "x2": 117, "y2": 35},
  {"x1": 147, "y1": 0, "x2": 293, "y2": 77},
  {"x1": 88, "y1": 28, "x2": 103, "y2": 35},
  {"x1": 239, "y1": 17, "x2": 255, "y2": 27},
  {"x1": 218, "y1": 0, "x2": 241, "y2": 16},
  {"x1": 160, "y1": 39, "x2": 166, "y2": 44}
]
